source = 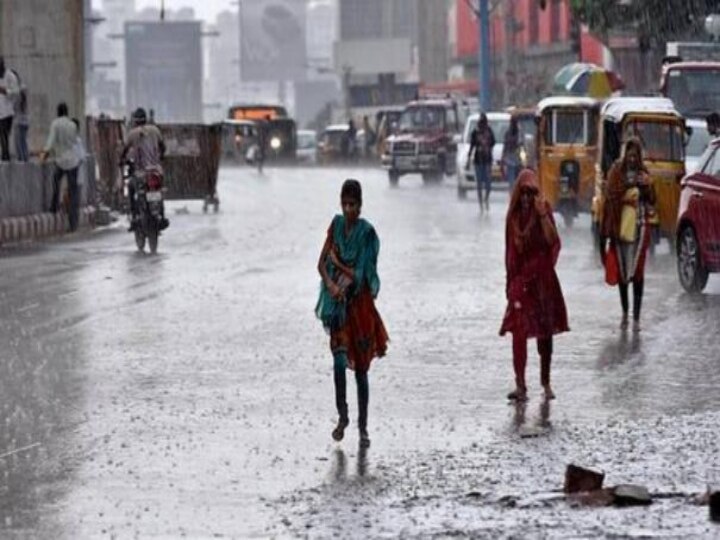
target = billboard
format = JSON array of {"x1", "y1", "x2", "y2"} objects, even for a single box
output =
[
  {"x1": 125, "y1": 21, "x2": 202, "y2": 123},
  {"x1": 240, "y1": 0, "x2": 307, "y2": 82}
]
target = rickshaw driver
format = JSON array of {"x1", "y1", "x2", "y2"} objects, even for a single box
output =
[{"x1": 121, "y1": 107, "x2": 169, "y2": 232}]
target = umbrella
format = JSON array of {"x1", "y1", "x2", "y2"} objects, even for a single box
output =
[{"x1": 552, "y1": 63, "x2": 625, "y2": 99}]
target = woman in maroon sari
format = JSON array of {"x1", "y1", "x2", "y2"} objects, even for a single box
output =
[{"x1": 500, "y1": 169, "x2": 569, "y2": 401}]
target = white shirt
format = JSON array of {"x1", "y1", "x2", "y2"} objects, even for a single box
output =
[
  {"x1": 0, "y1": 69, "x2": 19, "y2": 119},
  {"x1": 45, "y1": 116, "x2": 81, "y2": 171}
]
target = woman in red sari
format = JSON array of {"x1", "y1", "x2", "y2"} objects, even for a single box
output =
[
  {"x1": 316, "y1": 179, "x2": 388, "y2": 448},
  {"x1": 500, "y1": 169, "x2": 569, "y2": 401}
]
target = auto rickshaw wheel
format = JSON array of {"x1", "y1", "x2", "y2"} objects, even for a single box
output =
[{"x1": 677, "y1": 226, "x2": 708, "y2": 293}]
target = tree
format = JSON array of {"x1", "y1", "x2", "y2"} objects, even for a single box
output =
[{"x1": 570, "y1": 0, "x2": 720, "y2": 49}]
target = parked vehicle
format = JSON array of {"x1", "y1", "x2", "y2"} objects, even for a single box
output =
[
  {"x1": 510, "y1": 107, "x2": 538, "y2": 170},
  {"x1": 660, "y1": 59, "x2": 720, "y2": 120},
  {"x1": 123, "y1": 161, "x2": 165, "y2": 254},
  {"x1": 296, "y1": 129, "x2": 317, "y2": 164},
  {"x1": 676, "y1": 137, "x2": 720, "y2": 292},
  {"x1": 228, "y1": 104, "x2": 297, "y2": 162},
  {"x1": 456, "y1": 111, "x2": 511, "y2": 198},
  {"x1": 536, "y1": 97, "x2": 600, "y2": 228},
  {"x1": 592, "y1": 97, "x2": 688, "y2": 244},
  {"x1": 684, "y1": 118, "x2": 711, "y2": 174},
  {"x1": 382, "y1": 99, "x2": 461, "y2": 186},
  {"x1": 221, "y1": 119, "x2": 258, "y2": 163},
  {"x1": 318, "y1": 124, "x2": 352, "y2": 164},
  {"x1": 375, "y1": 107, "x2": 404, "y2": 157}
]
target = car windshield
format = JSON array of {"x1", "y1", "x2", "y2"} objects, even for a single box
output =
[
  {"x1": 489, "y1": 119, "x2": 510, "y2": 142},
  {"x1": 686, "y1": 125, "x2": 711, "y2": 158},
  {"x1": 624, "y1": 120, "x2": 684, "y2": 162},
  {"x1": 462, "y1": 116, "x2": 509, "y2": 143},
  {"x1": 666, "y1": 68, "x2": 720, "y2": 117},
  {"x1": 399, "y1": 107, "x2": 444, "y2": 131},
  {"x1": 298, "y1": 133, "x2": 316, "y2": 149}
]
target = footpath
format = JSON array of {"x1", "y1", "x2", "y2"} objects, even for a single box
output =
[{"x1": 0, "y1": 161, "x2": 99, "y2": 245}]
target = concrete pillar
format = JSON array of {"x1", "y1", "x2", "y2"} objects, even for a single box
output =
[{"x1": 0, "y1": 0, "x2": 86, "y2": 152}]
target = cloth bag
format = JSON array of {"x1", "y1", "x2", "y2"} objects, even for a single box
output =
[
  {"x1": 619, "y1": 187, "x2": 639, "y2": 243},
  {"x1": 605, "y1": 245, "x2": 619, "y2": 286}
]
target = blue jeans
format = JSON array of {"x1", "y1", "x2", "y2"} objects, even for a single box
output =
[
  {"x1": 474, "y1": 162, "x2": 491, "y2": 205},
  {"x1": 504, "y1": 162, "x2": 520, "y2": 193}
]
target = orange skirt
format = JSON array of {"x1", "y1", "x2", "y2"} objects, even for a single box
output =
[{"x1": 330, "y1": 288, "x2": 388, "y2": 371}]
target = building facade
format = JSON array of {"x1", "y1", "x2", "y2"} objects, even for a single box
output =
[
  {"x1": 335, "y1": 0, "x2": 449, "y2": 114},
  {"x1": 452, "y1": 0, "x2": 606, "y2": 108}
]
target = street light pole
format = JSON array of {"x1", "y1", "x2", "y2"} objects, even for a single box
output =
[{"x1": 478, "y1": 0, "x2": 491, "y2": 111}]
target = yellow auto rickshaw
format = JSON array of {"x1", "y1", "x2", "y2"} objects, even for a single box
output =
[
  {"x1": 591, "y1": 97, "x2": 688, "y2": 246},
  {"x1": 536, "y1": 97, "x2": 601, "y2": 227}
]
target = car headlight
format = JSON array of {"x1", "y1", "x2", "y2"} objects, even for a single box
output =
[{"x1": 270, "y1": 137, "x2": 282, "y2": 150}]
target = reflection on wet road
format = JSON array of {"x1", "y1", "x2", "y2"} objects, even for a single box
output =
[{"x1": 1, "y1": 166, "x2": 719, "y2": 537}]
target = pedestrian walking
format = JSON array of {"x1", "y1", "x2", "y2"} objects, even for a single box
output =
[
  {"x1": 0, "y1": 57, "x2": 20, "y2": 161},
  {"x1": 502, "y1": 117, "x2": 522, "y2": 193},
  {"x1": 41, "y1": 103, "x2": 81, "y2": 232},
  {"x1": 362, "y1": 115, "x2": 376, "y2": 160},
  {"x1": 601, "y1": 138, "x2": 656, "y2": 332},
  {"x1": 468, "y1": 113, "x2": 496, "y2": 213},
  {"x1": 13, "y1": 74, "x2": 29, "y2": 162},
  {"x1": 72, "y1": 118, "x2": 88, "y2": 202},
  {"x1": 316, "y1": 179, "x2": 388, "y2": 448},
  {"x1": 500, "y1": 169, "x2": 569, "y2": 401}
]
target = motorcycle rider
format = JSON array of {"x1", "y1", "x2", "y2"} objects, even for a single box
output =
[{"x1": 120, "y1": 107, "x2": 169, "y2": 231}]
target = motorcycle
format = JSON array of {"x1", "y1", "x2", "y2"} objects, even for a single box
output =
[{"x1": 122, "y1": 161, "x2": 167, "y2": 254}]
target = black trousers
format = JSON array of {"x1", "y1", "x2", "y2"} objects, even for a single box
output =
[
  {"x1": 0, "y1": 116, "x2": 13, "y2": 161},
  {"x1": 51, "y1": 166, "x2": 80, "y2": 232}
]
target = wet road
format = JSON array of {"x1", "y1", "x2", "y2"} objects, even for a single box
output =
[{"x1": 1, "y1": 165, "x2": 719, "y2": 538}]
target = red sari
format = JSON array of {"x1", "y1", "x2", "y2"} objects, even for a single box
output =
[{"x1": 500, "y1": 171, "x2": 569, "y2": 339}]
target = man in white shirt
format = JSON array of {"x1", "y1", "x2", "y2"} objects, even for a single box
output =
[
  {"x1": 0, "y1": 57, "x2": 20, "y2": 161},
  {"x1": 41, "y1": 103, "x2": 81, "y2": 232}
]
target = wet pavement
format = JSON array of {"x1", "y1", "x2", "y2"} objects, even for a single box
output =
[{"x1": 1, "y1": 165, "x2": 719, "y2": 538}]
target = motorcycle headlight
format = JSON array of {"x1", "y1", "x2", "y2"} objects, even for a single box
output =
[
  {"x1": 520, "y1": 147, "x2": 527, "y2": 165},
  {"x1": 270, "y1": 137, "x2": 282, "y2": 150}
]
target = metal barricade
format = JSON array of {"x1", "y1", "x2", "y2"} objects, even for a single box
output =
[{"x1": 160, "y1": 123, "x2": 222, "y2": 212}]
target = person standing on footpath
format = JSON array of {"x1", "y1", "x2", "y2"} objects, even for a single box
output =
[
  {"x1": 13, "y1": 73, "x2": 29, "y2": 162},
  {"x1": 500, "y1": 169, "x2": 569, "y2": 401},
  {"x1": 41, "y1": 103, "x2": 81, "y2": 232},
  {"x1": 601, "y1": 138, "x2": 656, "y2": 332},
  {"x1": 316, "y1": 179, "x2": 388, "y2": 449},
  {"x1": 502, "y1": 117, "x2": 522, "y2": 194},
  {"x1": 468, "y1": 113, "x2": 495, "y2": 213},
  {"x1": 0, "y1": 57, "x2": 20, "y2": 162}
]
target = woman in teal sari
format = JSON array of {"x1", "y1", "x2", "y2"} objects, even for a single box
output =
[{"x1": 316, "y1": 179, "x2": 388, "y2": 448}]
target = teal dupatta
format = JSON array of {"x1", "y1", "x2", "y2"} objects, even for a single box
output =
[{"x1": 315, "y1": 215, "x2": 380, "y2": 331}]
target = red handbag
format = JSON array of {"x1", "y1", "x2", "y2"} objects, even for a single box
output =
[{"x1": 605, "y1": 246, "x2": 619, "y2": 286}]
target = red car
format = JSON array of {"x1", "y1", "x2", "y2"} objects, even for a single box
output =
[{"x1": 676, "y1": 138, "x2": 720, "y2": 292}]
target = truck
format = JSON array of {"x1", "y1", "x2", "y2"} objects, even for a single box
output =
[
  {"x1": 381, "y1": 99, "x2": 462, "y2": 187},
  {"x1": 660, "y1": 41, "x2": 720, "y2": 121}
]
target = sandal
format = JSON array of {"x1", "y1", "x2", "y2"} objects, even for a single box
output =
[
  {"x1": 359, "y1": 429, "x2": 371, "y2": 449},
  {"x1": 332, "y1": 418, "x2": 349, "y2": 442},
  {"x1": 507, "y1": 388, "x2": 528, "y2": 402},
  {"x1": 543, "y1": 385, "x2": 556, "y2": 400}
]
